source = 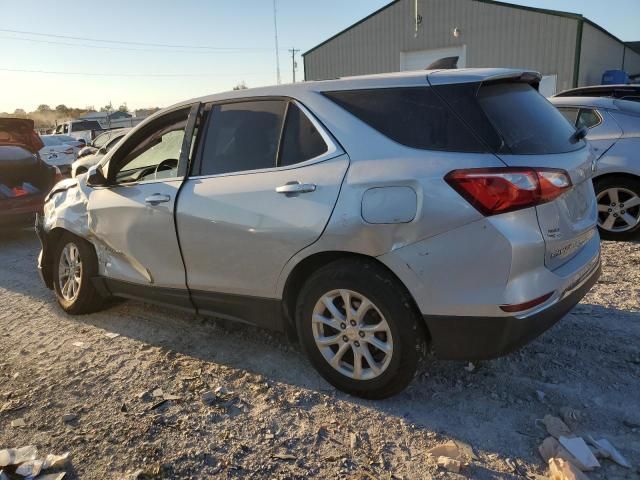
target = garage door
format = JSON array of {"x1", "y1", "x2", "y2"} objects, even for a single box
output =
[{"x1": 400, "y1": 46, "x2": 467, "y2": 71}]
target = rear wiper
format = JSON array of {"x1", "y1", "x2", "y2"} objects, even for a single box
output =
[{"x1": 570, "y1": 126, "x2": 588, "y2": 144}]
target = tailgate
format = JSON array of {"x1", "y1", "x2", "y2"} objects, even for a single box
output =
[{"x1": 497, "y1": 147, "x2": 598, "y2": 270}]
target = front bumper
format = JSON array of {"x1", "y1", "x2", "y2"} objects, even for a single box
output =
[
  {"x1": 424, "y1": 260, "x2": 601, "y2": 360},
  {"x1": 35, "y1": 213, "x2": 54, "y2": 290}
]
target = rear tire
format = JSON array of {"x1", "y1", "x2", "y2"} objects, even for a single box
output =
[
  {"x1": 52, "y1": 232, "x2": 107, "y2": 314},
  {"x1": 296, "y1": 259, "x2": 424, "y2": 399},
  {"x1": 594, "y1": 176, "x2": 640, "y2": 241}
]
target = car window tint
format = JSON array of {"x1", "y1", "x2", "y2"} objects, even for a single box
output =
[
  {"x1": 557, "y1": 107, "x2": 579, "y2": 126},
  {"x1": 279, "y1": 103, "x2": 327, "y2": 166},
  {"x1": 476, "y1": 82, "x2": 582, "y2": 154},
  {"x1": 577, "y1": 109, "x2": 601, "y2": 129},
  {"x1": 324, "y1": 87, "x2": 486, "y2": 152},
  {"x1": 200, "y1": 100, "x2": 285, "y2": 176}
]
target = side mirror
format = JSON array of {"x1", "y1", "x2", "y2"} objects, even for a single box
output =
[{"x1": 86, "y1": 167, "x2": 107, "y2": 187}]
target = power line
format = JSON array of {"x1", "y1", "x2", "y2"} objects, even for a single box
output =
[
  {"x1": 0, "y1": 67, "x2": 266, "y2": 78},
  {"x1": 0, "y1": 34, "x2": 274, "y2": 54},
  {"x1": 0, "y1": 28, "x2": 277, "y2": 51}
]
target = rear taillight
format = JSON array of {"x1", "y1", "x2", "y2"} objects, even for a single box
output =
[
  {"x1": 64, "y1": 147, "x2": 74, "y2": 155},
  {"x1": 444, "y1": 167, "x2": 572, "y2": 216}
]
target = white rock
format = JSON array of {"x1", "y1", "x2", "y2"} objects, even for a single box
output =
[
  {"x1": 590, "y1": 438, "x2": 630, "y2": 468},
  {"x1": 558, "y1": 437, "x2": 600, "y2": 470},
  {"x1": 0, "y1": 446, "x2": 37, "y2": 467},
  {"x1": 16, "y1": 459, "x2": 44, "y2": 477}
]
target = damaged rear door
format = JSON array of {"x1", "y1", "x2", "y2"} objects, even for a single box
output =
[{"x1": 86, "y1": 104, "x2": 199, "y2": 300}]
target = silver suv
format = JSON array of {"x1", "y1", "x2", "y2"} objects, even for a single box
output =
[
  {"x1": 37, "y1": 69, "x2": 601, "y2": 398},
  {"x1": 550, "y1": 96, "x2": 640, "y2": 240}
]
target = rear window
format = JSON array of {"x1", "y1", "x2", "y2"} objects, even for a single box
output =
[
  {"x1": 71, "y1": 120, "x2": 101, "y2": 132},
  {"x1": 324, "y1": 88, "x2": 486, "y2": 152},
  {"x1": 475, "y1": 83, "x2": 582, "y2": 154},
  {"x1": 279, "y1": 103, "x2": 328, "y2": 166}
]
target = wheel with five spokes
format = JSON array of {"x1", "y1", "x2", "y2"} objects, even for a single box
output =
[
  {"x1": 594, "y1": 176, "x2": 640, "y2": 241},
  {"x1": 53, "y1": 232, "x2": 106, "y2": 314},
  {"x1": 296, "y1": 259, "x2": 424, "y2": 399}
]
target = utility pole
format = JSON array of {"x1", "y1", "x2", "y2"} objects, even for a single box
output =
[
  {"x1": 289, "y1": 48, "x2": 300, "y2": 83},
  {"x1": 273, "y1": 0, "x2": 281, "y2": 84}
]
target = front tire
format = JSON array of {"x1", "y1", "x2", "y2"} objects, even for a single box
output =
[
  {"x1": 594, "y1": 176, "x2": 640, "y2": 241},
  {"x1": 296, "y1": 259, "x2": 424, "y2": 399},
  {"x1": 53, "y1": 233, "x2": 106, "y2": 314}
]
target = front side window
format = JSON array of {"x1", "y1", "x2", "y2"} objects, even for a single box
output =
[
  {"x1": 111, "y1": 108, "x2": 189, "y2": 184},
  {"x1": 577, "y1": 109, "x2": 601, "y2": 129},
  {"x1": 199, "y1": 100, "x2": 286, "y2": 176}
]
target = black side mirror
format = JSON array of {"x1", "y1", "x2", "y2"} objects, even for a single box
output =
[{"x1": 87, "y1": 167, "x2": 107, "y2": 187}]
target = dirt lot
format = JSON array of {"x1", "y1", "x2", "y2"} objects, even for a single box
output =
[{"x1": 0, "y1": 228, "x2": 638, "y2": 479}]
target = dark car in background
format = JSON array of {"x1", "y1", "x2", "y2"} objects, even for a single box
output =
[{"x1": 0, "y1": 118, "x2": 61, "y2": 227}]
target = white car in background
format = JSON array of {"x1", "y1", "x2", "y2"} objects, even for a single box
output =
[
  {"x1": 53, "y1": 134, "x2": 86, "y2": 155},
  {"x1": 39, "y1": 135, "x2": 76, "y2": 174}
]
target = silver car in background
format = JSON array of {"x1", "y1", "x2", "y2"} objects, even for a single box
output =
[
  {"x1": 551, "y1": 97, "x2": 640, "y2": 240},
  {"x1": 36, "y1": 69, "x2": 600, "y2": 398}
]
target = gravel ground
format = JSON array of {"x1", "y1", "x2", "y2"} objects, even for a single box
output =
[{"x1": 0, "y1": 228, "x2": 639, "y2": 479}]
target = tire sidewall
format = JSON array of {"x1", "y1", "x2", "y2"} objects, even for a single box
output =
[
  {"x1": 594, "y1": 176, "x2": 640, "y2": 240},
  {"x1": 296, "y1": 261, "x2": 421, "y2": 398},
  {"x1": 52, "y1": 234, "x2": 99, "y2": 313}
]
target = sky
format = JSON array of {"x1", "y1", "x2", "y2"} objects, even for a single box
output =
[{"x1": 0, "y1": 0, "x2": 638, "y2": 113}]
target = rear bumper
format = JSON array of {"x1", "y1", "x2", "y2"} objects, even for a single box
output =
[{"x1": 424, "y1": 260, "x2": 601, "y2": 360}]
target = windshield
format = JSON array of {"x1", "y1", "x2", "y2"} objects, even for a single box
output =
[{"x1": 41, "y1": 136, "x2": 63, "y2": 146}]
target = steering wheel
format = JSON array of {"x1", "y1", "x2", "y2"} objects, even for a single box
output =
[{"x1": 154, "y1": 158, "x2": 179, "y2": 180}]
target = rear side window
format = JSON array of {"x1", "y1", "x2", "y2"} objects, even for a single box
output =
[
  {"x1": 279, "y1": 103, "x2": 327, "y2": 166},
  {"x1": 324, "y1": 87, "x2": 487, "y2": 152},
  {"x1": 200, "y1": 100, "x2": 286, "y2": 176},
  {"x1": 577, "y1": 109, "x2": 601, "y2": 129},
  {"x1": 557, "y1": 107, "x2": 579, "y2": 125},
  {"x1": 475, "y1": 83, "x2": 582, "y2": 154}
]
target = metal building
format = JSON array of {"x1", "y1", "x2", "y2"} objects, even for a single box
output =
[{"x1": 303, "y1": 0, "x2": 640, "y2": 96}]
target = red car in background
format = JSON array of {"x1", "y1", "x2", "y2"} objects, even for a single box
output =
[{"x1": 0, "y1": 118, "x2": 61, "y2": 227}]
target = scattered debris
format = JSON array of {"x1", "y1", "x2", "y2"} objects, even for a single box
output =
[
  {"x1": 272, "y1": 453, "x2": 296, "y2": 461},
  {"x1": 163, "y1": 394, "x2": 181, "y2": 401},
  {"x1": 349, "y1": 432, "x2": 358, "y2": 450},
  {"x1": 152, "y1": 388, "x2": 164, "y2": 398},
  {"x1": 437, "y1": 456, "x2": 461, "y2": 473},
  {"x1": 120, "y1": 403, "x2": 128, "y2": 412},
  {"x1": 104, "y1": 332, "x2": 120, "y2": 339},
  {"x1": 426, "y1": 440, "x2": 460, "y2": 459},
  {"x1": 542, "y1": 415, "x2": 573, "y2": 439},
  {"x1": 16, "y1": 458, "x2": 44, "y2": 477},
  {"x1": 35, "y1": 474, "x2": 66, "y2": 480},
  {"x1": 536, "y1": 390, "x2": 546, "y2": 402},
  {"x1": 0, "y1": 445, "x2": 37, "y2": 467},
  {"x1": 62, "y1": 413, "x2": 77, "y2": 422},
  {"x1": 71, "y1": 342, "x2": 85, "y2": 348},
  {"x1": 586, "y1": 437, "x2": 631, "y2": 468},
  {"x1": 10, "y1": 418, "x2": 26, "y2": 427},
  {"x1": 43, "y1": 452, "x2": 70, "y2": 469},
  {"x1": 558, "y1": 437, "x2": 600, "y2": 470},
  {"x1": 464, "y1": 362, "x2": 475, "y2": 372},
  {"x1": 202, "y1": 390, "x2": 217, "y2": 405},
  {"x1": 548, "y1": 458, "x2": 589, "y2": 480}
]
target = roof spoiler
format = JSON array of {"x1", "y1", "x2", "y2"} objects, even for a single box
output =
[{"x1": 428, "y1": 69, "x2": 542, "y2": 91}]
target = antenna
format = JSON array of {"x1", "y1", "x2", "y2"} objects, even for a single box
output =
[{"x1": 273, "y1": 0, "x2": 281, "y2": 84}]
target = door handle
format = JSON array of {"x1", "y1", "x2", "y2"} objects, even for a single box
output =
[
  {"x1": 276, "y1": 182, "x2": 316, "y2": 195},
  {"x1": 145, "y1": 193, "x2": 171, "y2": 205}
]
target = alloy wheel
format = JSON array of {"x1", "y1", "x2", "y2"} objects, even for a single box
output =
[
  {"x1": 58, "y1": 242, "x2": 83, "y2": 302},
  {"x1": 312, "y1": 289, "x2": 393, "y2": 381},
  {"x1": 596, "y1": 187, "x2": 640, "y2": 232}
]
